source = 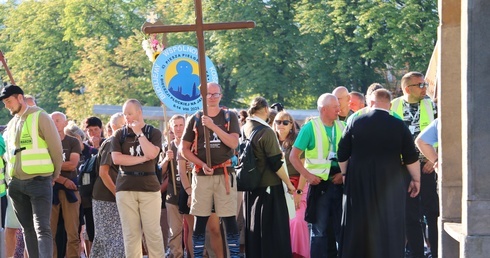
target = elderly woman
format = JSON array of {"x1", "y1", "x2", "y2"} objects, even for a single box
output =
[
  {"x1": 273, "y1": 111, "x2": 309, "y2": 258},
  {"x1": 242, "y1": 97, "x2": 295, "y2": 258}
]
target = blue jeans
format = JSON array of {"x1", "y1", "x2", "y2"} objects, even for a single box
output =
[
  {"x1": 8, "y1": 176, "x2": 53, "y2": 258},
  {"x1": 310, "y1": 181, "x2": 343, "y2": 258}
]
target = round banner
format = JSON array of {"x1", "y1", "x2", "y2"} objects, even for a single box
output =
[{"x1": 152, "y1": 45, "x2": 219, "y2": 114}]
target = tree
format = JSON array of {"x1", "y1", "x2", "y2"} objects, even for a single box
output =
[
  {"x1": 60, "y1": 33, "x2": 159, "y2": 123},
  {"x1": 0, "y1": 0, "x2": 438, "y2": 123},
  {"x1": 0, "y1": 0, "x2": 78, "y2": 113}
]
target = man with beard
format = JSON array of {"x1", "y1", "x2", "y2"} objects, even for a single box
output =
[{"x1": 1, "y1": 85, "x2": 63, "y2": 258}]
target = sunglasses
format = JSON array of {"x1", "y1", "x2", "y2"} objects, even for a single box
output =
[
  {"x1": 274, "y1": 120, "x2": 292, "y2": 126},
  {"x1": 408, "y1": 82, "x2": 428, "y2": 89}
]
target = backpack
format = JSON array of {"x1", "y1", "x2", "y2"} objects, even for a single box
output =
[
  {"x1": 78, "y1": 153, "x2": 98, "y2": 199},
  {"x1": 235, "y1": 124, "x2": 266, "y2": 191},
  {"x1": 119, "y1": 124, "x2": 163, "y2": 183}
]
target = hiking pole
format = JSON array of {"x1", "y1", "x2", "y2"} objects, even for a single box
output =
[{"x1": 163, "y1": 105, "x2": 177, "y2": 195}]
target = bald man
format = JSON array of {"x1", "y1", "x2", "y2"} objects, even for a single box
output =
[
  {"x1": 50, "y1": 111, "x2": 82, "y2": 258},
  {"x1": 290, "y1": 93, "x2": 345, "y2": 258},
  {"x1": 111, "y1": 99, "x2": 165, "y2": 258},
  {"x1": 332, "y1": 86, "x2": 353, "y2": 121}
]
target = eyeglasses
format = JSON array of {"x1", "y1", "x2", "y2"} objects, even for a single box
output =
[
  {"x1": 274, "y1": 120, "x2": 292, "y2": 126},
  {"x1": 206, "y1": 93, "x2": 222, "y2": 98},
  {"x1": 408, "y1": 82, "x2": 428, "y2": 89}
]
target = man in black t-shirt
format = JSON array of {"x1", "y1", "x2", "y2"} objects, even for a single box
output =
[{"x1": 111, "y1": 99, "x2": 164, "y2": 258}]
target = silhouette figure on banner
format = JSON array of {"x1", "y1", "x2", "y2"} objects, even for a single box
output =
[{"x1": 168, "y1": 60, "x2": 201, "y2": 101}]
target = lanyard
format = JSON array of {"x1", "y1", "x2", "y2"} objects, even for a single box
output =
[
  {"x1": 326, "y1": 125, "x2": 335, "y2": 153},
  {"x1": 405, "y1": 102, "x2": 420, "y2": 125}
]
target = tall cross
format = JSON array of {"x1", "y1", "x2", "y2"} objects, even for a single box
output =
[{"x1": 142, "y1": 0, "x2": 255, "y2": 166}]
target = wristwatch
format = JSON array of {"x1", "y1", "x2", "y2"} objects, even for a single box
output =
[
  {"x1": 137, "y1": 133, "x2": 145, "y2": 139},
  {"x1": 296, "y1": 189, "x2": 303, "y2": 195}
]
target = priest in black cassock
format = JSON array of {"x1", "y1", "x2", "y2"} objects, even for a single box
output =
[{"x1": 337, "y1": 89, "x2": 421, "y2": 258}]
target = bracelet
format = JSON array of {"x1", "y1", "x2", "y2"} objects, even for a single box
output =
[
  {"x1": 62, "y1": 178, "x2": 68, "y2": 184},
  {"x1": 433, "y1": 158, "x2": 438, "y2": 164},
  {"x1": 185, "y1": 186, "x2": 191, "y2": 190}
]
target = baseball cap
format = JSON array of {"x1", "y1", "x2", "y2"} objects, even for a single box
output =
[
  {"x1": 270, "y1": 102, "x2": 284, "y2": 112},
  {"x1": 0, "y1": 85, "x2": 24, "y2": 101}
]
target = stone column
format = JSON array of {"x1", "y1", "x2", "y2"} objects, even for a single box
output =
[
  {"x1": 437, "y1": 0, "x2": 462, "y2": 257},
  {"x1": 461, "y1": 0, "x2": 490, "y2": 257}
]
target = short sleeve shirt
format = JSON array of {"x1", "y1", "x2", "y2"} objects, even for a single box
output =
[
  {"x1": 111, "y1": 125, "x2": 162, "y2": 192},
  {"x1": 61, "y1": 135, "x2": 82, "y2": 179},
  {"x1": 182, "y1": 109, "x2": 240, "y2": 174},
  {"x1": 243, "y1": 120, "x2": 282, "y2": 187},
  {"x1": 92, "y1": 136, "x2": 118, "y2": 202},
  {"x1": 418, "y1": 118, "x2": 439, "y2": 146}
]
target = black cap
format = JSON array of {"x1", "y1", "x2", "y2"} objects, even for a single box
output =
[
  {"x1": 270, "y1": 102, "x2": 284, "y2": 112},
  {"x1": 0, "y1": 85, "x2": 24, "y2": 101}
]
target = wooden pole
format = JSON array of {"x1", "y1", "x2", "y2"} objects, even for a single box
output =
[
  {"x1": 0, "y1": 51, "x2": 16, "y2": 85},
  {"x1": 163, "y1": 104, "x2": 178, "y2": 195},
  {"x1": 194, "y1": 0, "x2": 212, "y2": 167}
]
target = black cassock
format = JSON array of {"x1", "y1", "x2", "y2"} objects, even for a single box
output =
[{"x1": 337, "y1": 109, "x2": 419, "y2": 258}]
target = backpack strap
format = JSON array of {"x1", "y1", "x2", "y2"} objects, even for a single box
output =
[
  {"x1": 119, "y1": 126, "x2": 128, "y2": 145},
  {"x1": 223, "y1": 108, "x2": 230, "y2": 132},
  {"x1": 144, "y1": 124, "x2": 153, "y2": 139},
  {"x1": 192, "y1": 111, "x2": 203, "y2": 156}
]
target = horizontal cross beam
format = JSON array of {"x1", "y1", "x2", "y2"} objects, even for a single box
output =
[{"x1": 142, "y1": 21, "x2": 256, "y2": 34}]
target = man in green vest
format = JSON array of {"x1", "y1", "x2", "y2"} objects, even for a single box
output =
[
  {"x1": 1, "y1": 85, "x2": 63, "y2": 258},
  {"x1": 290, "y1": 93, "x2": 345, "y2": 258},
  {"x1": 390, "y1": 72, "x2": 438, "y2": 258}
]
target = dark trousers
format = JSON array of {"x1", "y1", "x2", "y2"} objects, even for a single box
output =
[
  {"x1": 405, "y1": 162, "x2": 440, "y2": 258},
  {"x1": 421, "y1": 170, "x2": 439, "y2": 257},
  {"x1": 8, "y1": 176, "x2": 53, "y2": 258},
  {"x1": 309, "y1": 181, "x2": 343, "y2": 258}
]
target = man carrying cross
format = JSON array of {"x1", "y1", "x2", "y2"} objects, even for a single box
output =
[{"x1": 181, "y1": 82, "x2": 241, "y2": 257}]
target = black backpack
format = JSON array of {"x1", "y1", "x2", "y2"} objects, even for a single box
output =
[
  {"x1": 235, "y1": 125, "x2": 266, "y2": 191},
  {"x1": 78, "y1": 153, "x2": 99, "y2": 199},
  {"x1": 119, "y1": 124, "x2": 163, "y2": 183}
]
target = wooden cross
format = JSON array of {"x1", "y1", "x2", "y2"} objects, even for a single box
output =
[{"x1": 142, "y1": 0, "x2": 255, "y2": 166}]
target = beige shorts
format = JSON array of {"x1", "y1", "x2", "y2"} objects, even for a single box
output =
[{"x1": 190, "y1": 173, "x2": 237, "y2": 217}]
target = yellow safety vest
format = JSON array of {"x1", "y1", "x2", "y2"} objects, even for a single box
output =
[
  {"x1": 305, "y1": 118, "x2": 345, "y2": 180},
  {"x1": 0, "y1": 159, "x2": 5, "y2": 197},
  {"x1": 391, "y1": 97, "x2": 435, "y2": 131},
  {"x1": 8, "y1": 110, "x2": 54, "y2": 176}
]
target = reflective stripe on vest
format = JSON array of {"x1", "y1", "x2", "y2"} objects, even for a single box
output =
[
  {"x1": 305, "y1": 118, "x2": 345, "y2": 180},
  {"x1": 9, "y1": 110, "x2": 54, "y2": 176},
  {"x1": 391, "y1": 98, "x2": 435, "y2": 131},
  {"x1": 0, "y1": 166, "x2": 5, "y2": 197}
]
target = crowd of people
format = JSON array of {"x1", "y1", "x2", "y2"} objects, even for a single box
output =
[{"x1": 0, "y1": 71, "x2": 439, "y2": 258}]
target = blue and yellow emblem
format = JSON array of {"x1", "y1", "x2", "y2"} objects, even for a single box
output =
[{"x1": 152, "y1": 45, "x2": 219, "y2": 114}]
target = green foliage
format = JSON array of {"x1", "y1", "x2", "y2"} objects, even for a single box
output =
[{"x1": 0, "y1": 0, "x2": 438, "y2": 126}]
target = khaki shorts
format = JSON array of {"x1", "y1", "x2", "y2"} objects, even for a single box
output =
[{"x1": 190, "y1": 173, "x2": 237, "y2": 217}]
